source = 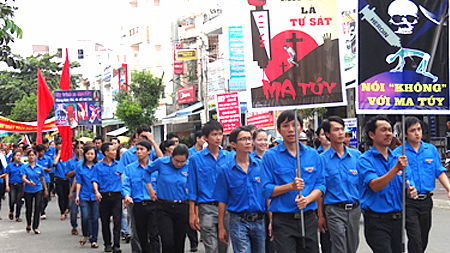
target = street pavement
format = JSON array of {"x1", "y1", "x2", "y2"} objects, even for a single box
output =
[{"x1": 0, "y1": 174, "x2": 449, "y2": 253}]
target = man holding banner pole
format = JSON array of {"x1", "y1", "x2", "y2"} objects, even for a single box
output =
[
  {"x1": 260, "y1": 110, "x2": 325, "y2": 252},
  {"x1": 394, "y1": 116, "x2": 450, "y2": 253},
  {"x1": 358, "y1": 115, "x2": 418, "y2": 253}
]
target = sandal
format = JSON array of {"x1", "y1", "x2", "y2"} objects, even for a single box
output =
[
  {"x1": 26, "y1": 226, "x2": 31, "y2": 233},
  {"x1": 34, "y1": 229, "x2": 40, "y2": 234},
  {"x1": 15, "y1": 218, "x2": 22, "y2": 222},
  {"x1": 9, "y1": 213, "x2": 13, "y2": 220},
  {"x1": 79, "y1": 236, "x2": 88, "y2": 246},
  {"x1": 91, "y1": 242, "x2": 99, "y2": 248}
]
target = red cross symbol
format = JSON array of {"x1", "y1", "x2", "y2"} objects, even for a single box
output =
[{"x1": 89, "y1": 105, "x2": 101, "y2": 123}]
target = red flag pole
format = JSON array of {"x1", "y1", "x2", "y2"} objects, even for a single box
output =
[{"x1": 37, "y1": 68, "x2": 54, "y2": 145}]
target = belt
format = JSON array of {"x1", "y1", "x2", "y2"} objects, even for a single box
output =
[
  {"x1": 158, "y1": 199, "x2": 188, "y2": 204},
  {"x1": 10, "y1": 182, "x2": 22, "y2": 186},
  {"x1": 273, "y1": 210, "x2": 315, "y2": 220},
  {"x1": 415, "y1": 192, "x2": 433, "y2": 201},
  {"x1": 331, "y1": 201, "x2": 359, "y2": 210},
  {"x1": 201, "y1": 201, "x2": 219, "y2": 206},
  {"x1": 55, "y1": 177, "x2": 68, "y2": 181},
  {"x1": 102, "y1": 192, "x2": 121, "y2": 197},
  {"x1": 229, "y1": 211, "x2": 265, "y2": 222},
  {"x1": 364, "y1": 210, "x2": 402, "y2": 220}
]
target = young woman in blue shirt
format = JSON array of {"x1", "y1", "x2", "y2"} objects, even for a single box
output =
[
  {"x1": 5, "y1": 150, "x2": 24, "y2": 222},
  {"x1": 75, "y1": 145, "x2": 99, "y2": 248},
  {"x1": 145, "y1": 144, "x2": 190, "y2": 253},
  {"x1": 21, "y1": 149, "x2": 48, "y2": 234}
]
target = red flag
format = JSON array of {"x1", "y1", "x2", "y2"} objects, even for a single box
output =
[
  {"x1": 37, "y1": 68, "x2": 54, "y2": 145},
  {"x1": 58, "y1": 48, "x2": 73, "y2": 161}
]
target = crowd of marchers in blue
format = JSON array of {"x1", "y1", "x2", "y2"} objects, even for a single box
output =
[{"x1": 1, "y1": 111, "x2": 449, "y2": 253}]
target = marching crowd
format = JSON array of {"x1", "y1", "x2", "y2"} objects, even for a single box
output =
[{"x1": 0, "y1": 111, "x2": 450, "y2": 253}]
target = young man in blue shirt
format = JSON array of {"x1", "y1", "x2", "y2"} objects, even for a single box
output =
[
  {"x1": 214, "y1": 126, "x2": 267, "y2": 253},
  {"x1": 393, "y1": 116, "x2": 450, "y2": 253},
  {"x1": 260, "y1": 110, "x2": 325, "y2": 252},
  {"x1": 122, "y1": 140, "x2": 159, "y2": 253},
  {"x1": 92, "y1": 142, "x2": 122, "y2": 253},
  {"x1": 358, "y1": 115, "x2": 418, "y2": 253},
  {"x1": 187, "y1": 120, "x2": 233, "y2": 253},
  {"x1": 318, "y1": 116, "x2": 362, "y2": 253},
  {"x1": 67, "y1": 140, "x2": 83, "y2": 236},
  {"x1": 117, "y1": 124, "x2": 162, "y2": 253},
  {"x1": 36, "y1": 144, "x2": 52, "y2": 220},
  {"x1": 94, "y1": 136, "x2": 105, "y2": 161}
]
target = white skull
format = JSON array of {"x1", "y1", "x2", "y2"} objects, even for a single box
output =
[{"x1": 388, "y1": 0, "x2": 419, "y2": 34}]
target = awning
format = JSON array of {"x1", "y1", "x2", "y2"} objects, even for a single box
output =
[
  {"x1": 106, "y1": 126, "x2": 128, "y2": 136},
  {"x1": 102, "y1": 118, "x2": 124, "y2": 128},
  {"x1": 162, "y1": 102, "x2": 204, "y2": 125}
]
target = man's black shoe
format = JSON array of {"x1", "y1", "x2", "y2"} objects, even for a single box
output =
[
  {"x1": 112, "y1": 247, "x2": 122, "y2": 253},
  {"x1": 125, "y1": 234, "x2": 131, "y2": 243},
  {"x1": 190, "y1": 246, "x2": 198, "y2": 252},
  {"x1": 104, "y1": 245, "x2": 112, "y2": 252}
]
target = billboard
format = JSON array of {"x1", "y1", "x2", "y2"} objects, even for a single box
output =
[{"x1": 54, "y1": 90, "x2": 102, "y2": 126}]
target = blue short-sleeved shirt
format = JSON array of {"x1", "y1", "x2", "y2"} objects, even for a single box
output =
[
  {"x1": 394, "y1": 141, "x2": 446, "y2": 194},
  {"x1": 358, "y1": 146, "x2": 413, "y2": 213},
  {"x1": 260, "y1": 142, "x2": 325, "y2": 213},
  {"x1": 6, "y1": 162, "x2": 24, "y2": 184},
  {"x1": 66, "y1": 157, "x2": 82, "y2": 185},
  {"x1": 187, "y1": 148, "x2": 232, "y2": 203},
  {"x1": 21, "y1": 163, "x2": 45, "y2": 193},
  {"x1": 37, "y1": 155, "x2": 52, "y2": 183},
  {"x1": 91, "y1": 160, "x2": 122, "y2": 193},
  {"x1": 251, "y1": 151, "x2": 263, "y2": 160},
  {"x1": 117, "y1": 146, "x2": 157, "y2": 175},
  {"x1": 144, "y1": 156, "x2": 188, "y2": 201},
  {"x1": 54, "y1": 160, "x2": 67, "y2": 179},
  {"x1": 317, "y1": 144, "x2": 326, "y2": 154},
  {"x1": 122, "y1": 160, "x2": 153, "y2": 202},
  {"x1": 75, "y1": 163, "x2": 96, "y2": 201},
  {"x1": 96, "y1": 149, "x2": 104, "y2": 161},
  {"x1": 189, "y1": 146, "x2": 200, "y2": 157},
  {"x1": 213, "y1": 154, "x2": 266, "y2": 213},
  {"x1": 44, "y1": 146, "x2": 56, "y2": 159},
  {"x1": 320, "y1": 146, "x2": 362, "y2": 205}
]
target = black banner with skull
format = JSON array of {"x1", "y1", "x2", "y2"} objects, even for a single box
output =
[{"x1": 358, "y1": 0, "x2": 450, "y2": 114}]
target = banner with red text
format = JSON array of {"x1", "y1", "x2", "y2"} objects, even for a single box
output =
[
  {"x1": 357, "y1": 0, "x2": 449, "y2": 114},
  {"x1": 0, "y1": 116, "x2": 56, "y2": 133},
  {"x1": 246, "y1": 111, "x2": 274, "y2": 129},
  {"x1": 217, "y1": 92, "x2": 241, "y2": 134},
  {"x1": 245, "y1": 0, "x2": 346, "y2": 111},
  {"x1": 178, "y1": 85, "x2": 196, "y2": 105}
]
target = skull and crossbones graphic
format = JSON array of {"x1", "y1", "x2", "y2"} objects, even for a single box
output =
[{"x1": 388, "y1": 0, "x2": 419, "y2": 34}]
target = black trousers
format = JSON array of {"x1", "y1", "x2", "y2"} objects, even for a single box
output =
[
  {"x1": 264, "y1": 213, "x2": 275, "y2": 253},
  {"x1": 157, "y1": 202, "x2": 189, "y2": 253},
  {"x1": 41, "y1": 183, "x2": 50, "y2": 215},
  {"x1": 364, "y1": 211, "x2": 402, "y2": 253},
  {"x1": 187, "y1": 224, "x2": 198, "y2": 249},
  {"x1": 24, "y1": 190, "x2": 43, "y2": 230},
  {"x1": 272, "y1": 211, "x2": 319, "y2": 253},
  {"x1": 9, "y1": 183, "x2": 24, "y2": 218},
  {"x1": 49, "y1": 173, "x2": 55, "y2": 194},
  {"x1": 55, "y1": 178, "x2": 70, "y2": 215},
  {"x1": 319, "y1": 208, "x2": 332, "y2": 253},
  {"x1": 100, "y1": 193, "x2": 122, "y2": 249},
  {"x1": 406, "y1": 197, "x2": 433, "y2": 253},
  {"x1": 133, "y1": 201, "x2": 160, "y2": 253}
]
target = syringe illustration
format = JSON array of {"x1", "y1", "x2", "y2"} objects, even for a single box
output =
[{"x1": 360, "y1": 5, "x2": 402, "y2": 48}]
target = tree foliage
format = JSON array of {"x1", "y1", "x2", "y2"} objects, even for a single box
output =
[
  {"x1": 0, "y1": 1, "x2": 24, "y2": 68},
  {"x1": 0, "y1": 53, "x2": 80, "y2": 118},
  {"x1": 115, "y1": 70, "x2": 165, "y2": 133}
]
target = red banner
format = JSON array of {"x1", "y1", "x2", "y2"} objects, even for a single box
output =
[
  {"x1": 173, "y1": 42, "x2": 183, "y2": 75},
  {"x1": 0, "y1": 116, "x2": 57, "y2": 133},
  {"x1": 178, "y1": 85, "x2": 196, "y2": 104},
  {"x1": 217, "y1": 92, "x2": 241, "y2": 134},
  {"x1": 246, "y1": 111, "x2": 274, "y2": 129}
]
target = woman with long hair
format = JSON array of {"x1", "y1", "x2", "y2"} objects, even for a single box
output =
[
  {"x1": 75, "y1": 145, "x2": 99, "y2": 248},
  {"x1": 5, "y1": 150, "x2": 25, "y2": 221},
  {"x1": 21, "y1": 149, "x2": 48, "y2": 234}
]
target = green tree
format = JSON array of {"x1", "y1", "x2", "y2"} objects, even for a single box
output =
[
  {"x1": 0, "y1": 1, "x2": 24, "y2": 69},
  {"x1": 9, "y1": 93, "x2": 37, "y2": 122},
  {"x1": 0, "y1": 53, "x2": 80, "y2": 118},
  {"x1": 115, "y1": 70, "x2": 165, "y2": 132}
]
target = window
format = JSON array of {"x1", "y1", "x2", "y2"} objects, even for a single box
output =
[
  {"x1": 156, "y1": 59, "x2": 161, "y2": 67},
  {"x1": 78, "y1": 49, "x2": 84, "y2": 59},
  {"x1": 57, "y1": 48, "x2": 62, "y2": 58},
  {"x1": 155, "y1": 45, "x2": 161, "y2": 51},
  {"x1": 154, "y1": 0, "x2": 160, "y2": 6}
]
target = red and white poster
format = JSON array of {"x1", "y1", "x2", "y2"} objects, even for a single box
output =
[
  {"x1": 177, "y1": 85, "x2": 196, "y2": 105},
  {"x1": 173, "y1": 42, "x2": 183, "y2": 75},
  {"x1": 246, "y1": 111, "x2": 274, "y2": 129},
  {"x1": 216, "y1": 92, "x2": 241, "y2": 134}
]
